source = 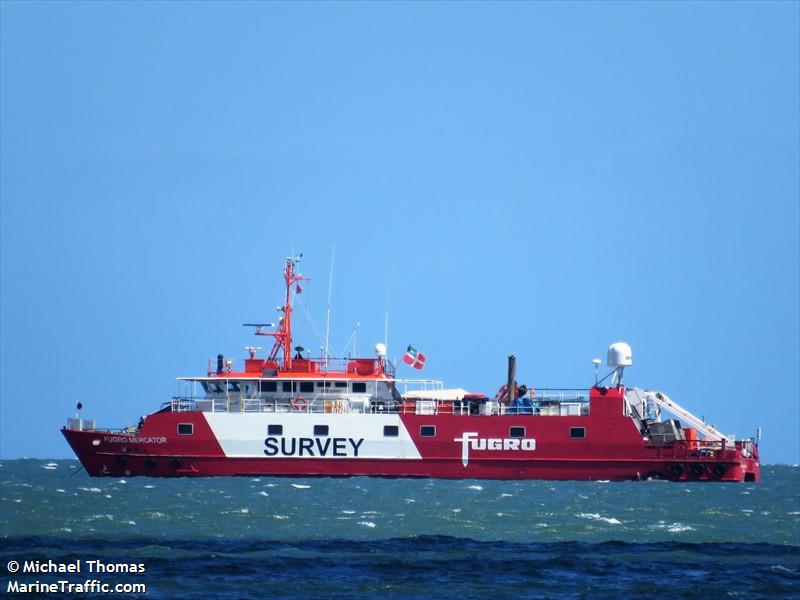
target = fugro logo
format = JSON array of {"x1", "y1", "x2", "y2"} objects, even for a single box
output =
[
  {"x1": 453, "y1": 432, "x2": 536, "y2": 467},
  {"x1": 264, "y1": 437, "x2": 364, "y2": 458}
]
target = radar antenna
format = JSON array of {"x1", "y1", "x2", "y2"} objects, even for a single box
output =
[{"x1": 244, "y1": 346, "x2": 262, "y2": 359}]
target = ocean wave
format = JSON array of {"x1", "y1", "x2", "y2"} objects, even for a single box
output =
[
  {"x1": 576, "y1": 513, "x2": 622, "y2": 525},
  {"x1": 651, "y1": 521, "x2": 696, "y2": 533}
]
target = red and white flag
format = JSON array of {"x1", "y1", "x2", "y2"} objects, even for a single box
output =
[{"x1": 402, "y1": 345, "x2": 426, "y2": 370}]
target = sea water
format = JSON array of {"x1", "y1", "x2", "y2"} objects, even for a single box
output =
[{"x1": 1, "y1": 460, "x2": 798, "y2": 598}]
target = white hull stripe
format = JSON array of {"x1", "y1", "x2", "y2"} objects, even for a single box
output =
[{"x1": 203, "y1": 413, "x2": 422, "y2": 459}]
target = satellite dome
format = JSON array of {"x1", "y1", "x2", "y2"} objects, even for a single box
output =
[
  {"x1": 607, "y1": 342, "x2": 632, "y2": 368},
  {"x1": 375, "y1": 343, "x2": 387, "y2": 358}
]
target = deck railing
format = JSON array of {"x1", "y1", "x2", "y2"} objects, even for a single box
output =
[
  {"x1": 646, "y1": 438, "x2": 757, "y2": 460},
  {"x1": 169, "y1": 388, "x2": 591, "y2": 416}
]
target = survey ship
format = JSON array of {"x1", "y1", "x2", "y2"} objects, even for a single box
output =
[{"x1": 62, "y1": 256, "x2": 760, "y2": 482}]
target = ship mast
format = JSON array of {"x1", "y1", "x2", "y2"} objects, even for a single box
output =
[{"x1": 265, "y1": 256, "x2": 309, "y2": 370}]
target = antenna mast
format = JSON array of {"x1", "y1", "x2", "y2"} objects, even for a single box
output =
[
  {"x1": 264, "y1": 255, "x2": 309, "y2": 369},
  {"x1": 324, "y1": 246, "x2": 335, "y2": 365},
  {"x1": 384, "y1": 311, "x2": 389, "y2": 357}
]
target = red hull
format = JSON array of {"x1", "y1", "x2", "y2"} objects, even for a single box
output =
[
  {"x1": 61, "y1": 389, "x2": 760, "y2": 482},
  {"x1": 60, "y1": 448, "x2": 760, "y2": 482}
]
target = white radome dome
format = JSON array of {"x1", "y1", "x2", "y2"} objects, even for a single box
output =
[{"x1": 607, "y1": 342, "x2": 633, "y2": 368}]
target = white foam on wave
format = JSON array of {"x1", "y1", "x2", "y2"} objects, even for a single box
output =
[
  {"x1": 118, "y1": 479, "x2": 127, "y2": 484},
  {"x1": 341, "y1": 510, "x2": 356, "y2": 514},
  {"x1": 788, "y1": 511, "x2": 800, "y2": 516},
  {"x1": 771, "y1": 565, "x2": 797, "y2": 574},
  {"x1": 452, "y1": 508, "x2": 462, "y2": 513},
  {"x1": 404, "y1": 498, "x2": 416, "y2": 503},
  {"x1": 358, "y1": 521, "x2": 376, "y2": 528},
  {"x1": 666, "y1": 523, "x2": 695, "y2": 533},
  {"x1": 576, "y1": 512, "x2": 621, "y2": 525},
  {"x1": 500, "y1": 493, "x2": 514, "y2": 498},
  {"x1": 652, "y1": 521, "x2": 695, "y2": 533},
  {"x1": 467, "y1": 485, "x2": 483, "y2": 491},
  {"x1": 291, "y1": 484, "x2": 311, "y2": 489},
  {"x1": 55, "y1": 489, "x2": 66, "y2": 494},
  {"x1": 46, "y1": 462, "x2": 58, "y2": 467},
  {"x1": 43, "y1": 465, "x2": 57, "y2": 470},
  {"x1": 257, "y1": 491, "x2": 269, "y2": 497},
  {"x1": 144, "y1": 485, "x2": 155, "y2": 489},
  {"x1": 79, "y1": 487, "x2": 103, "y2": 493},
  {"x1": 273, "y1": 515, "x2": 289, "y2": 520},
  {"x1": 87, "y1": 514, "x2": 115, "y2": 521}
]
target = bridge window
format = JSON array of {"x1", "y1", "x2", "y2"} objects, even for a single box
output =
[
  {"x1": 227, "y1": 382, "x2": 241, "y2": 393},
  {"x1": 420, "y1": 426, "x2": 436, "y2": 438},
  {"x1": 570, "y1": 427, "x2": 586, "y2": 439},
  {"x1": 268, "y1": 424, "x2": 283, "y2": 436},
  {"x1": 282, "y1": 381, "x2": 297, "y2": 393},
  {"x1": 177, "y1": 423, "x2": 193, "y2": 436},
  {"x1": 260, "y1": 381, "x2": 277, "y2": 393},
  {"x1": 299, "y1": 381, "x2": 314, "y2": 393},
  {"x1": 384, "y1": 425, "x2": 399, "y2": 437},
  {"x1": 509, "y1": 427, "x2": 525, "y2": 438},
  {"x1": 352, "y1": 382, "x2": 367, "y2": 393},
  {"x1": 314, "y1": 425, "x2": 329, "y2": 436},
  {"x1": 334, "y1": 381, "x2": 347, "y2": 388},
  {"x1": 203, "y1": 381, "x2": 225, "y2": 394}
]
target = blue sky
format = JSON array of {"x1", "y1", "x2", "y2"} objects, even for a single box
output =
[{"x1": 1, "y1": 1, "x2": 798, "y2": 463}]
